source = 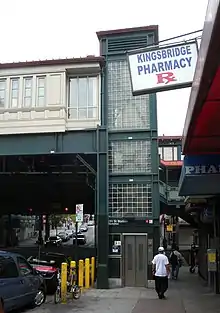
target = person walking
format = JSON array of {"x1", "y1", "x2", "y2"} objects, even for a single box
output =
[
  {"x1": 152, "y1": 246, "x2": 170, "y2": 299},
  {"x1": 169, "y1": 245, "x2": 184, "y2": 279}
]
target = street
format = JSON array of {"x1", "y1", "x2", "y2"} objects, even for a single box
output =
[{"x1": 19, "y1": 225, "x2": 95, "y2": 248}]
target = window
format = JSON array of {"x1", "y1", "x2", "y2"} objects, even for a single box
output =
[
  {"x1": 173, "y1": 147, "x2": 178, "y2": 160},
  {"x1": 160, "y1": 146, "x2": 180, "y2": 161},
  {"x1": 0, "y1": 256, "x2": 18, "y2": 278},
  {"x1": 163, "y1": 147, "x2": 173, "y2": 161},
  {"x1": 68, "y1": 76, "x2": 98, "y2": 120},
  {"x1": 37, "y1": 77, "x2": 45, "y2": 106},
  {"x1": 158, "y1": 147, "x2": 163, "y2": 159},
  {"x1": 17, "y1": 257, "x2": 33, "y2": 276},
  {"x1": 109, "y1": 140, "x2": 151, "y2": 174},
  {"x1": 23, "y1": 77, "x2": 32, "y2": 107},
  {"x1": 109, "y1": 183, "x2": 152, "y2": 217},
  {"x1": 108, "y1": 60, "x2": 150, "y2": 130},
  {"x1": 0, "y1": 79, "x2": 6, "y2": 108},
  {"x1": 10, "y1": 78, "x2": 19, "y2": 108}
]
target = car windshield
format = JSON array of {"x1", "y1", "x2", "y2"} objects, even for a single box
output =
[
  {"x1": 58, "y1": 232, "x2": 65, "y2": 236},
  {"x1": 49, "y1": 236, "x2": 57, "y2": 240}
]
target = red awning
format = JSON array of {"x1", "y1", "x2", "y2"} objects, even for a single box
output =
[{"x1": 183, "y1": 0, "x2": 220, "y2": 155}]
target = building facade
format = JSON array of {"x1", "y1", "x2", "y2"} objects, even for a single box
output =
[{"x1": 0, "y1": 27, "x2": 186, "y2": 289}]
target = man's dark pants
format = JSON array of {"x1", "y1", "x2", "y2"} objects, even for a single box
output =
[{"x1": 154, "y1": 276, "x2": 168, "y2": 298}]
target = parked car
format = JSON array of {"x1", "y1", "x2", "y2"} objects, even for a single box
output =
[
  {"x1": 45, "y1": 236, "x2": 62, "y2": 247},
  {"x1": 0, "y1": 250, "x2": 46, "y2": 312},
  {"x1": 66, "y1": 230, "x2": 73, "y2": 239},
  {"x1": 79, "y1": 224, "x2": 88, "y2": 232},
  {"x1": 27, "y1": 256, "x2": 59, "y2": 294},
  {"x1": 88, "y1": 220, "x2": 94, "y2": 226},
  {"x1": 73, "y1": 232, "x2": 86, "y2": 245},
  {"x1": 57, "y1": 232, "x2": 69, "y2": 242}
]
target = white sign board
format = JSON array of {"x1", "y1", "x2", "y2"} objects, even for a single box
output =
[
  {"x1": 128, "y1": 42, "x2": 198, "y2": 95},
  {"x1": 76, "y1": 204, "x2": 83, "y2": 222}
]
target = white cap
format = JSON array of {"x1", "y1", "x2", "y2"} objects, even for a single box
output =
[{"x1": 158, "y1": 246, "x2": 165, "y2": 252}]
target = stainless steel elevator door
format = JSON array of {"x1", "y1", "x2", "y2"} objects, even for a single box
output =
[{"x1": 124, "y1": 235, "x2": 147, "y2": 287}]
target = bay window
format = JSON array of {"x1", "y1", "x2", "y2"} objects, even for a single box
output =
[
  {"x1": 10, "y1": 78, "x2": 19, "y2": 108},
  {"x1": 0, "y1": 79, "x2": 6, "y2": 108},
  {"x1": 36, "y1": 77, "x2": 46, "y2": 107},
  {"x1": 23, "y1": 77, "x2": 32, "y2": 107},
  {"x1": 68, "y1": 76, "x2": 98, "y2": 120}
]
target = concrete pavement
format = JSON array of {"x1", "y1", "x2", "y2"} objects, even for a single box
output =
[{"x1": 27, "y1": 266, "x2": 220, "y2": 313}]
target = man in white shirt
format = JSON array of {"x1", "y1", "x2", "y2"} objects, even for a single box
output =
[{"x1": 152, "y1": 246, "x2": 170, "y2": 299}]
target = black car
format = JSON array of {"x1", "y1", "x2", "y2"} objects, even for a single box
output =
[
  {"x1": 57, "y1": 232, "x2": 69, "y2": 242},
  {"x1": 73, "y1": 232, "x2": 86, "y2": 245},
  {"x1": 45, "y1": 236, "x2": 62, "y2": 247},
  {"x1": 28, "y1": 256, "x2": 59, "y2": 294}
]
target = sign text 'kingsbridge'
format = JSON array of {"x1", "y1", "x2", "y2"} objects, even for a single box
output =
[{"x1": 128, "y1": 42, "x2": 198, "y2": 95}]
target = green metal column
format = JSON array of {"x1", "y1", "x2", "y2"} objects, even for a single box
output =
[{"x1": 96, "y1": 151, "x2": 109, "y2": 288}]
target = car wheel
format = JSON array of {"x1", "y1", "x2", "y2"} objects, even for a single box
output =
[{"x1": 34, "y1": 288, "x2": 46, "y2": 307}]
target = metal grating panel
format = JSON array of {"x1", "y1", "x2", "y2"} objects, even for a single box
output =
[
  {"x1": 107, "y1": 34, "x2": 154, "y2": 54},
  {"x1": 108, "y1": 60, "x2": 150, "y2": 130},
  {"x1": 109, "y1": 140, "x2": 151, "y2": 173},
  {"x1": 109, "y1": 183, "x2": 152, "y2": 218}
]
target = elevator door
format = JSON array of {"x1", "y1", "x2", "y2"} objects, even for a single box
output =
[{"x1": 124, "y1": 235, "x2": 147, "y2": 287}]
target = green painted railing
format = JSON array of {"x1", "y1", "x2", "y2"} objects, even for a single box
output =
[{"x1": 159, "y1": 181, "x2": 184, "y2": 203}]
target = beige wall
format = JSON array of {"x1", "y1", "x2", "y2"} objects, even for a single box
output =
[{"x1": 0, "y1": 62, "x2": 101, "y2": 135}]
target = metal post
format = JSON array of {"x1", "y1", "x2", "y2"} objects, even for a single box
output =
[
  {"x1": 213, "y1": 203, "x2": 219, "y2": 293},
  {"x1": 75, "y1": 221, "x2": 78, "y2": 278}
]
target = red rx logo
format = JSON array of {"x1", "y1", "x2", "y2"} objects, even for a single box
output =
[{"x1": 156, "y1": 72, "x2": 177, "y2": 85}]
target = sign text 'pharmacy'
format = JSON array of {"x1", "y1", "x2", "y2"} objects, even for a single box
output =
[
  {"x1": 128, "y1": 42, "x2": 198, "y2": 95},
  {"x1": 185, "y1": 165, "x2": 220, "y2": 175}
]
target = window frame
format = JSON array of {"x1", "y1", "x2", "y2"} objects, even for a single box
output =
[
  {"x1": 23, "y1": 77, "x2": 33, "y2": 107},
  {"x1": 0, "y1": 79, "x2": 6, "y2": 109},
  {"x1": 68, "y1": 75, "x2": 99, "y2": 120},
  {"x1": 36, "y1": 76, "x2": 46, "y2": 107},
  {"x1": 17, "y1": 256, "x2": 33, "y2": 277},
  {"x1": 10, "y1": 78, "x2": 20, "y2": 108},
  {"x1": 159, "y1": 146, "x2": 179, "y2": 161}
]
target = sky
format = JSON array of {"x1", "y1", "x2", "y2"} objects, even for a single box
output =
[{"x1": 0, "y1": 0, "x2": 209, "y2": 135}]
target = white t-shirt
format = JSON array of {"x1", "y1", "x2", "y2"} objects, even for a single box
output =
[{"x1": 152, "y1": 253, "x2": 169, "y2": 277}]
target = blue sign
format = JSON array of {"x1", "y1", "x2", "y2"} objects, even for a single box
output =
[{"x1": 184, "y1": 155, "x2": 220, "y2": 175}]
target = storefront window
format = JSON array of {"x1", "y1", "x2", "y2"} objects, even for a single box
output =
[{"x1": 109, "y1": 234, "x2": 121, "y2": 255}]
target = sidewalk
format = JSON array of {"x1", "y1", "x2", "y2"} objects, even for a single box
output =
[{"x1": 34, "y1": 266, "x2": 220, "y2": 313}]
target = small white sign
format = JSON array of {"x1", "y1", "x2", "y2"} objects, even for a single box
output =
[
  {"x1": 112, "y1": 246, "x2": 119, "y2": 253},
  {"x1": 76, "y1": 204, "x2": 84, "y2": 222},
  {"x1": 128, "y1": 42, "x2": 198, "y2": 95},
  {"x1": 114, "y1": 241, "x2": 121, "y2": 246}
]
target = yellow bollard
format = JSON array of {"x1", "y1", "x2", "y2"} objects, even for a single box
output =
[
  {"x1": 91, "y1": 257, "x2": 95, "y2": 287},
  {"x1": 85, "y1": 258, "x2": 90, "y2": 289},
  {"x1": 70, "y1": 260, "x2": 76, "y2": 284},
  {"x1": 61, "y1": 262, "x2": 67, "y2": 304},
  {"x1": 78, "y1": 259, "x2": 84, "y2": 288}
]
